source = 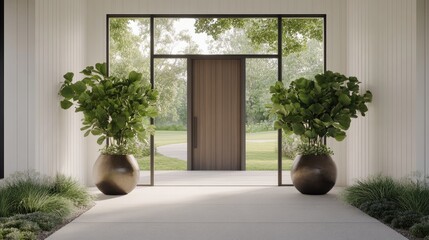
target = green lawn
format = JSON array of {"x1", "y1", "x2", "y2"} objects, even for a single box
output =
[
  {"x1": 138, "y1": 153, "x2": 186, "y2": 171},
  {"x1": 154, "y1": 131, "x2": 187, "y2": 146},
  {"x1": 137, "y1": 130, "x2": 292, "y2": 171}
]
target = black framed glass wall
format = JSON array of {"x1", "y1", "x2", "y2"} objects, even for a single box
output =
[
  {"x1": 0, "y1": 0, "x2": 4, "y2": 179},
  {"x1": 107, "y1": 15, "x2": 326, "y2": 186}
]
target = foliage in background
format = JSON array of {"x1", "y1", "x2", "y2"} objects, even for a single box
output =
[
  {"x1": 194, "y1": 18, "x2": 323, "y2": 57},
  {"x1": 110, "y1": 19, "x2": 189, "y2": 130},
  {"x1": 269, "y1": 71, "x2": 372, "y2": 152},
  {"x1": 246, "y1": 121, "x2": 274, "y2": 133},
  {"x1": 342, "y1": 175, "x2": 429, "y2": 238},
  {"x1": 59, "y1": 63, "x2": 158, "y2": 155},
  {"x1": 282, "y1": 133, "x2": 301, "y2": 159}
]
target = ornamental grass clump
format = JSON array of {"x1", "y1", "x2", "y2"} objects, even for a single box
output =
[
  {"x1": 50, "y1": 175, "x2": 93, "y2": 207},
  {"x1": 343, "y1": 175, "x2": 429, "y2": 238},
  {"x1": 0, "y1": 172, "x2": 93, "y2": 240},
  {"x1": 398, "y1": 180, "x2": 429, "y2": 215},
  {"x1": 342, "y1": 175, "x2": 401, "y2": 207},
  {"x1": 0, "y1": 172, "x2": 92, "y2": 218}
]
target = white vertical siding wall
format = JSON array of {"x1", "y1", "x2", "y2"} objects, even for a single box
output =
[
  {"x1": 34, "y1": 0, "x2": 88, "y2": 183},
  {"x1": 85, "y1": 0, "x2": 349, "y2": 186},
  {"x1": 424, "y1": 0, "x2": 429, "y2": 178},
  {"x1": 3, "y1": 0, "x2": 88, "y2": 184},
  {"x1": 4, "y1": 0, "x2": 32, "y2": 176},
  {"x1": 346, "y1": 0, "x2": 420, "y2": 184}
]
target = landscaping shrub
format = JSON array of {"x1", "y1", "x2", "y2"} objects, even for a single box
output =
[
  {"x1": 410, "y1": 222, "x2": 429, "y2": 238},
  {"x1": 421, "y1": 215, "x2": 429, "y2": 223},
  {"x1": 343, "y1": 175, "x2": 429, "y2": 237},
  {"x1": 381, "y1": 210, "x2": 400, "y2": 224},
  {"x1": 0, "y1": 227, "x2": 37, "y2": 240},
  {"x1": 0, "y1": 218, "x2": 39, "y2": 240},
  {"x1": 0, "y1": 212, "x2": 64, "y2": 240},
  {"x1": 342, "y1": 175, "x2": 402, "y2": 207},
  {"x1": 0, "y1": 187, "x2": 13, "y2": 217},
  {"x1": 0, "y1": 172, "x2": 92, "y2": 239},
  {"x1": 0, "y1": 172, "x2": 91, "y2": 218},
  {"x1": 358, "y1": 200, "x2": 397, "y2": 219},
  {"x1": 50, "y1": 175, "x2": 93, "y2": 207},
  {"x1": 398, "y1": 180, "x2": 429, "y2": 215},
  {"x1": 2, "y1": 212, "x2": 62, "y2": 231},
  {"x1": 391, "y1": 210, "x2": 423, "y2": 229},
  {"x1": 18, "y1": 191, "x2": 74, "y2": 218},
  {"x1": 0, "y1": 172, "x2": 74, "y2": 217}
]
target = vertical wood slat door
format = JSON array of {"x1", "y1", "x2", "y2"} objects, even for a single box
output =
[{"x1": 192, "y1": 59, "x2": 242, "y2": 170}]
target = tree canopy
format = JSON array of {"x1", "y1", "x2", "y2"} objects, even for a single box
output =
[{"x1": 194, "y1": 18, "x2": 323, "y2": 56}]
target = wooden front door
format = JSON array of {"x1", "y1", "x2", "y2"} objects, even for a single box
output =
[{"x1": 190, "y1": 59, "x2": 243, "y2": 170}]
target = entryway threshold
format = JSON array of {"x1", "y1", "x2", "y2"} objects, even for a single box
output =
[{"x1": 139, "y1": 170, "x2": 292, "y2": 185}]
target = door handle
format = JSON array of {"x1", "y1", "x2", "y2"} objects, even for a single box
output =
[{"x1": 193, "y1": 117, "x2": 197, "y2": 148}]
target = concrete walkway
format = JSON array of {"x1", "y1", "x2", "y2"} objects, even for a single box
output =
[
  {"x1": 48, "y1": 187, "x2": 406, "y2": 240},
  {"x1": 157, "y1": 143, "x2": 187, "y2": 161}
]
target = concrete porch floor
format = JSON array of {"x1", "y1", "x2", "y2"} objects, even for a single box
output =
[
  {"x1": 47, "y1": 186, "x2": 406, "y2": 240},
  {"x1": 139, "y1": 171, "x2": 292, "y2": 185}
]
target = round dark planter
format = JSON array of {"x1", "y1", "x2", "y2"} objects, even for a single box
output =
[
  {"x1": 93, "y1": 154, "x2": 140, "y2": 195},
  {"x1": 291, "y1": 154, "x2": 337, "y2": 195}
]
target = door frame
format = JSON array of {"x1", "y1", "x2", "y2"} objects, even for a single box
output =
[
  {"x1": 187, "y1": 56, "x2": 246, "y2": 171},
  {"x1": 106, "y1": 14, "x2": 327, "y2": 186}
]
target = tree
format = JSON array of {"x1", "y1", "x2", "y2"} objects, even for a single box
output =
[
  {"x1": 109, "y1": 18, "x2": 196, "y2": 129},
  {"x1": 194, "y1": 18, "x2": 323, "y2": 56}
]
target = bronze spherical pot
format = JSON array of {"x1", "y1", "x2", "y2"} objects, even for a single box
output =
[
  {"x1": 291, "y1": 154, "x2": 337, "y2": 195},
  {"x1": 93, "y1": 154, "x2": 140, "y2": 195}
]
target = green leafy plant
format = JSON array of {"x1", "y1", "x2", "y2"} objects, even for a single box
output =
[
  {"x1": 59, "y1": 62, "x2": 158, "y2": 155},
  {"x1": 0, "y1": 225, "x2": 37, "y2": 240},
  {"x1": 391, "y1": 210, "x2": 423, "y2": 229},
  {"x1": 381, "y1": 210, "x2": 400, "y2": 224},
  {"x1": 357, "y1": 200, "x2": 398, "y2": 219},
  {"x1": 0, "y1": 212, "x2": 63, "y2": 239},
  {"x1": 269, "y1": 71, "x2": 372, "y2": 154},
  {"x1": 410, "y1": 222, "x2": 429, "y2": 238},
  {"x1": 421, "y1": 216, "x2": 429, "y2": 223},
  {"x1": 1, "y1": 212, "x2": 62, "y2": 231},
  {"x1": 295, "y1": 143, "x2": 333, "y2": 156}
]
